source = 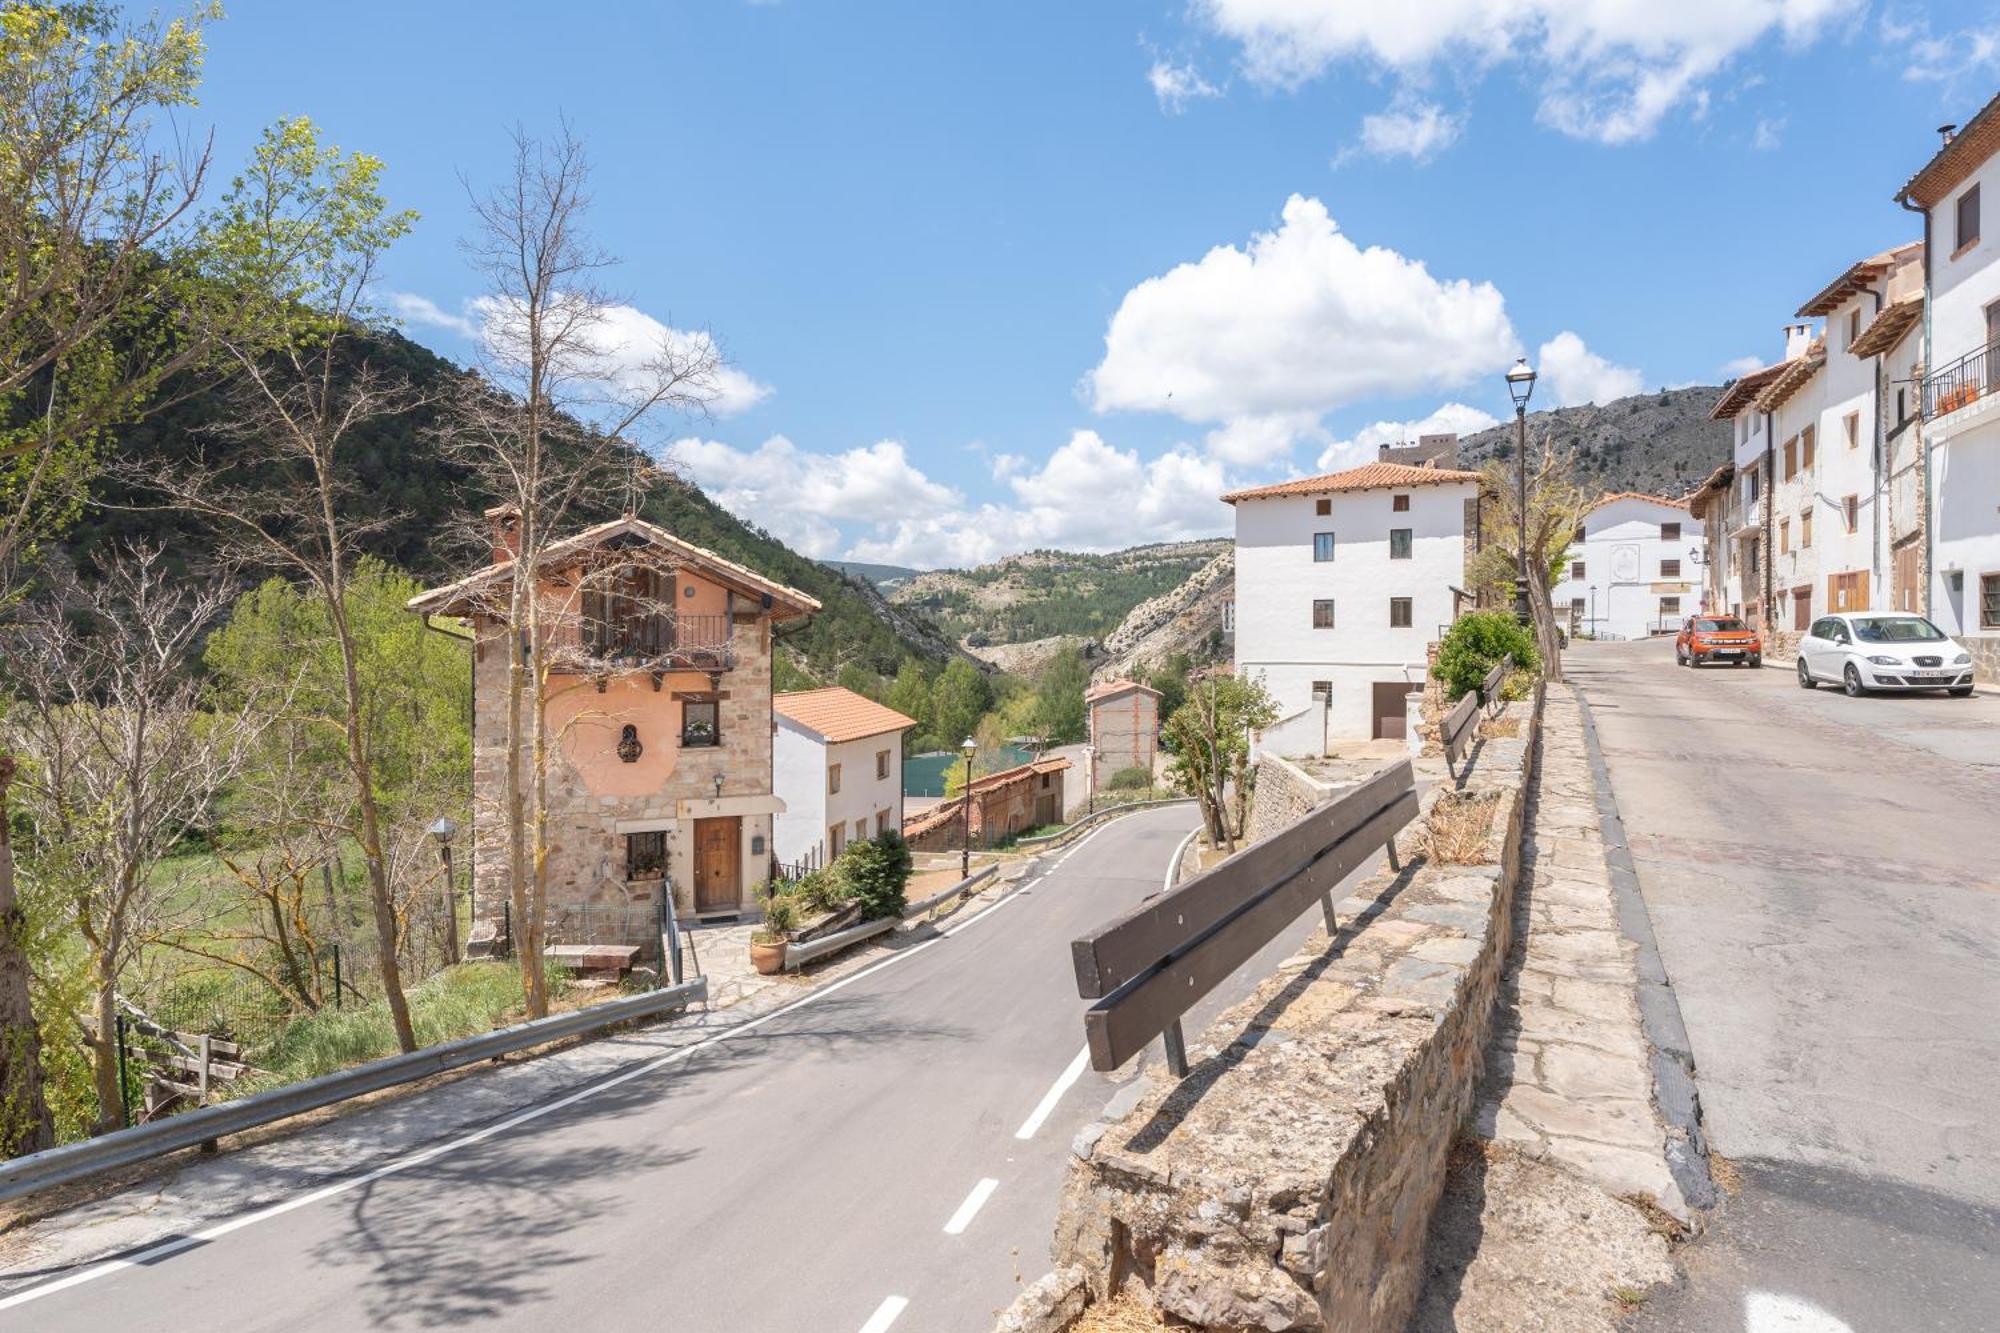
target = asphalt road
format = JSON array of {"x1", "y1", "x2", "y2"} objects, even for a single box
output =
[
  {"x1": 3, "y1": 802, "x2": 1363, "y2": 1333},
  {"x1": 1565, "y1": 640, "x2": 2000, "y2": 1332}
]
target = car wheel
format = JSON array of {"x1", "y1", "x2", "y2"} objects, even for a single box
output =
[
  {"x1": 1843, "y1": 663, "x2": 1866, "y2": 697},
  {"x1": 1949, "y1": 685, "x2": 1974, "y2": 698},
  {"x1": 1797, "y1": 659, "x2": 1817, "y2": 689},
  {"x1": 1746, "y1": 655, "x2": 1762, "y2": 668}
]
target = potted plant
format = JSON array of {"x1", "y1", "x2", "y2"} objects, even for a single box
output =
[{"x1": 751, "y1": 891, "x2": 797, "y2": 974}]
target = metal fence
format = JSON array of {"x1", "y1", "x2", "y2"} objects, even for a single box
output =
[{"x1": 1924, "y1": 337, "x2": 2000, "y2": 417}]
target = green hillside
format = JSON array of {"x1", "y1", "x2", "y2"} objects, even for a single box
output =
[{"x1": 890, "y1": 539, "x2": 1228, "y2": 647}]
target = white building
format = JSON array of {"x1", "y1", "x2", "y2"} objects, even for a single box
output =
[
  {"x1": 1553, "y1": 493, "x2": 1704, "y2": 640},
  {"x1": 1224, "y1": 461, "x2": 1481, "y2": 754},
  {"x1": 771, "y1": 687, "x2": 915, "y2": 869},
  {"x1": 1897, "y1": 101, "x2": 2000, "y2": 681}
]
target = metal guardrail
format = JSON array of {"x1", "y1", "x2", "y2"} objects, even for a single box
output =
[
  {"x1": 0, "y1": 976, "x2": 707, "y2": 1205},
  {"x1": 1011, "y1": 796, "x2": 1197, "y2": 851},
  {"x1": 784, "y1": 864, "x2": 1003, "y2": 971},
  {"x1": 1070, "y1": 760, "x2": 1418, "y2": 1076},
  {"x1": 901, "y1": 863, "x2": 1000, "y2": 918}
]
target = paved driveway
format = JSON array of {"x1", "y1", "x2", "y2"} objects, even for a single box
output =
[{"x1": 1564, "y1": 640, "x2": 2000, "y2": 1332}]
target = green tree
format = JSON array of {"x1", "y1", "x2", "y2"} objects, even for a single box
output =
[
  {"x1": 841, "y1": 832, "x2": 913, "y2": 920},
  {"x1": 1032, "y1": 643, "x2": 1090, "y2": 745},
  {"x1": 929, "y1": 658, "x2": 991, "y2": 755},
  {"x1": 1163, "y1": 675, "x2": 1278, "y2": 854},
  {"x1": 1146, "y1": 652, "x2": 1193, "y2": 722},
  {"x1": 836, "y1": 661, "x2": 883, "y2": 701},
  {"x1": 1432, "y1": 611, "x2": 1539, "y2": 701},
  {"x1": 885, "y1": 659, "x2": 933, "y2": 752}
]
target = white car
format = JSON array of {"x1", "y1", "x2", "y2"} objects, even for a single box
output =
[{"x1": 1795, "y1": 613, "x2": 1977, "y2": 698}]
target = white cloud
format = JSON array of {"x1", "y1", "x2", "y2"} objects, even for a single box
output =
[
  {"x1": 1313, "y1": 402, "x2": 1499, "y2": 472},
  {"x1": 1195, "y1": 0, "x2": 1862, "y2": 144},
  {"x1": 1752, "y1": 115, "x2": 1786, "y2": 150},
  {"x1": 1148, "y1": 59, "x2": 1221, "y2": 113},
  {"x1": 1720, "y1": 353, "x2": 1766, "y2": 379},
  {"x1": 1536, "y1": 331, "x2": 1645, "y2": 407},
  {"x1": 670, "y1": 429, "x2": 1232, "y2": 568},
  {"x1": 1346, "y1": 98, "x2": 1464, "y2": 163},
  {"x1": 1087, "y1": 195, "x2": 1519, "y2": 462},
  {"x1": 388, "y1": 291, "x2": 477, "y2": 339},
  {"x1": 1884, "y1": 14, "x2": 2000, "y2": 82}
]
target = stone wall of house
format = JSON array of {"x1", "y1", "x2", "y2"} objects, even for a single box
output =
[
  {"x1": 905, "y1": 765, "x2": 1067, "y2": 851},
  {"x1": 999, "y1": 681, "x2": 1545, "y2": 1333},
  {"x1": 468, "y1": 609, "x2": 777, "y2": 942}
]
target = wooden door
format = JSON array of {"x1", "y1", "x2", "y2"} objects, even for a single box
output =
[
  {"x1": 692, "y1": 816, "x2": 741, "y2": 913},
  {"x1": 1826, "y1": 570, "x2": 1870, "y2": 613},
  {"x1": 1894, "y1": 544, "x2": 1922, "y2": 613},
  {"x1": 1371, "y1": 682, "x2": 1408, "y2": 741}
]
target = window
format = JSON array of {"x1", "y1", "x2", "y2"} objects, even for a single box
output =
[
  {"x1": 1040, "y1": 772, "x2": 1051, "y2": 789},
  {"x1": 625, "y1": 831, "x2": 666, "y2": 881},
  {"x1": 854, "y1": 819, "x2": 866, "y2": 844},
  {"x1": 828, "y1": 763, "x2": 842, "y2": 795},
  {"x1": 1983, "y1": 573, "x2": 2000, "y2": 629},
  {"x1": 876, "y1": 749, "x2": 891, "y2": 780},
  {"x1": 1846, "y1": 308, "x2": 1861, "y2": 348},
  {"x1": 829, "y1": 822, "x2": 846, "y2": 858},
  {"x1": 1957, "y1": 183, "x2": 1981, "y2": 253},
  {"x1": 1659, "y1": 596, "x2": 1681, "y2": 618},
  {"x1": 1800, "y1": 509, "x2": 1813, "y2": 548},
  {"x1": 1315, "y1": 498, "x2": 1331, "y2": 516},
  {"x1": 1313, "y1": 531, "x2": 1336, "y2": 562},
  {"x1": 1392, "y1": 493, "x2": 1411, "y2": 512},
  {"x1": 1843, "y1": 495, "x2": 1859, "y2": 533},
  {"x1": 1896, "y1": 387, "x2": 1907, "y2": 422},
  {"x1": 876, "y1": 809, "x2": 891, "y2": 836},
  {"x1": 1783, "y1": 438, "x2": 1797, "y2": 480},
  {"x1": 1844, "y1": 412, "x2": 1859, "y2": 451},
  {"x1": 1748, "y1": 539, "x2": 1761, "y2": 575},
  {"x1": 680, "y1": 698, "x2": 720, "y2": 747},
  {"x1": 582, "y1": 563, "x2": 670, "y2": 658},
  {"x1": 1569, "y1": 597, "x2": 1585, "y2": 617},
  {"x1": 1311, "y1": 680, "x2": 1332, "y2": 700},
  {"x1": 1312, "y1": 599, "x2": 1336, "y2": 628},
  {"x1": 1801, "y1": 425, "x2": 1815, "y2": 469},
  {"x1": 1660, "y1": 522, "x2": 1681, "y2": 541},
  {"x1": 1389, "y1": 597, "x2": 1413, "y2": 627},
  {"x1": 1779, "y1": 518, "x2": 1790, "y2": 554},
  {"x1": 1570, "y1": 561, "x2": 1586, "y2": 580},
  {"x1": 1661, "y1": 559, "x2": 1682, "y2": 578},
  {"x1": 1389, "y1": 528, "x2": 1413, "y2": 559}
]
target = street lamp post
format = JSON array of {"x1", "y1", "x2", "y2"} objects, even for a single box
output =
[
  {"x1": 1082, "y1": 743, "x2": 1096, "y2": 817},
  {"x1": 959, "y1": 736, "x2": 977, "y2": 878},
  {"x1": 1588, "y1": 585, "x2": 1597, "y2": 640},
  {"x1": 427, "y1": 815, "x2": 460, "y2": 965},
  {"x1": 1505, "y1": 357, "x2": 1538, "y2": 626}
]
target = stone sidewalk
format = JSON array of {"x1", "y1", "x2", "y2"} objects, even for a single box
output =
[{"x1": 1474, "y1": 682, "x2": 1688, "y2": 1220}]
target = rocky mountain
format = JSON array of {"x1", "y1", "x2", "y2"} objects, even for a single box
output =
[
  {"x1": 1456, "y1": 384, "x2": 1730, "y2": 500},
  {"x1": 889, "y1": 539, "x2": 1228, "y2": 658},
  {"x1": 1092, "y1": 547, "x2": 1234, "y2": 682}
]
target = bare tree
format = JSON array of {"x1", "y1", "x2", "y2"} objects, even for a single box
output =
[
  {"x1": 124, "y1": 118, "x2": 430, "y2": 1051},
  {"x1": 440, "y1": 122, "x2": 725, "y2": 1017},
  {"x1": 2, "y1": 546, "x2": 257, "y2": 1132},
  {"x1": 1469, "y1": 437, "x2": 1591, "y2": 683}
]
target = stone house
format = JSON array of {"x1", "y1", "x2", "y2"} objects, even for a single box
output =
[
  {"x1": 902, "y1": 758, "x2": 1069, "y2": 851},
  {"x1": 1083, "y1": 679, "x2": 1159, "y2": 789},
  {"x1": 406, "y1": 510, "x2": 820, "y2": 937},
  {"x1": 771, "y1": 686, "x2": 915, "y2": 870}
]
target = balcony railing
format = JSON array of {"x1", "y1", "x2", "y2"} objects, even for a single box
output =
[
  {"x1": 1924, "y1": 337, "x2": 2000, "y2": 417},
  {"x1": 569, "y1": 613, "x2": 734, "y2": 671}
]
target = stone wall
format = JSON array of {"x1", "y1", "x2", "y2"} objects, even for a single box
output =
[
  {"x1": 1004, "y1": 683, "x2": 1545, "y2": 1333},
  {"x1": 1239, "y1": 754, "x2": 1335, "y2": 849}
]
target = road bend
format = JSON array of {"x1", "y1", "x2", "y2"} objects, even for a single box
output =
[
  {"x1": 4, "y1": 802, "x2": 1377, "y2": 1333},
  {"x1": 1566, "y1": 640, "x2": 2000, "y2": 1332}
]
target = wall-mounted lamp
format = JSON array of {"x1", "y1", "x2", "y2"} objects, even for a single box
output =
[{"x1": 617, "y1": 724, "x2": 643, "y2": 763}]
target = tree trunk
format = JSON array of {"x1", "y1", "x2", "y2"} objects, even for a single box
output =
[
  {"x1": 0, "y1": 755, "x2": 54, "y2": 1157},
  {"x1": 91, "y1": 958, "x2": 123, "y2": 1134},
  {"x1": 1526, "y1": 560, "x2": 1565, "y2": 684},
  {"x1": 504, "y1": 573, "x2": 543, "y2": 1017}
]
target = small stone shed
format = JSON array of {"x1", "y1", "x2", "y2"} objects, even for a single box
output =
[
  {"x1": 1084, "y1": 678, "x2": 1160, "y2": 789},
  {"x1": 901, "y1": 758, "x2": 1070, "y2": 850}
]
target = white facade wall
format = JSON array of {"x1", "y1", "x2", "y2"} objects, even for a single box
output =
[
  {"x1": 1552, "y1": 497, "x2": 1705, "y2": 640},
  {"x1": 1923, "y1": 149, "x2": 2000, "y2": 658},
  {"x1": 771, "y1": 721, "x2": 905, "y2": 866},
  {"x1": 1234, "y1": 480, "x2": 1472, "y2": 751},
  {"x1": 1768, "y1": 377, "x2": 1825, "y2": 632},
  {"x1": 1815, "y1": 291, "x2": 1886, "y2": 615}
]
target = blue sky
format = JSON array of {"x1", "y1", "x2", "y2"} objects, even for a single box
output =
[{"x1": 185, "y1": 1, "x2": 2000, "y2": 567}]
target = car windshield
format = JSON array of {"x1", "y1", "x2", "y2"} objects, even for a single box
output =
[
  {"x1": 1695, "y1": 618, "x2": 1745, "y2": 632},
  {"x1": 1851, "y1": 616, "x2": 1946, "y2": 643}
]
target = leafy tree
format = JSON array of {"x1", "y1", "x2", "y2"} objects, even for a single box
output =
[
  {"x1": 1146, "y1": 651, "x2": 1192, "y2": 723},
  {"x1": 840, "y1": 833, "x2": 913, "y2": 921},
  {"x1": 1466, "y1": 435, "x2": 1590, "y2": 682},
  {"x1": 886, "y1": 659, "x2": 933, "y2": 752},
  {"x1": 1433, "y1": 611, "x2": 1539, "y2": 701},
  {"x1": 836, "y1": 661, "x2": 883, "y2": 701},
  {"x1": 1163, "y1": 674, "x2": 1277, "y2": 854},
  {"x1": 1032, "y1": 642, "x2": 1090, "y2": 744},
  {"x1": 928, "y1": 658, "x2": 991, "y2": 755}
]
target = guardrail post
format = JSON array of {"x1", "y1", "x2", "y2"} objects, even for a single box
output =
[
  {"x1": 332, "y1": 944, "x2": 343, "y2": 1011},
  {"x1": 1161, "y1": 1019, "x2": 1190, "y2": 1077},
  {"x1": 115, "y1": 1014, "x2": 132, "y2": 1128}
]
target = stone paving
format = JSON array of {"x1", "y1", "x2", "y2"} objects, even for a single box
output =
[{"x1": 1473, "y1": 682, "x2": 1688, "y2": 1220}]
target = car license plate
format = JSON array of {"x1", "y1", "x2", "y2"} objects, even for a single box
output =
[
  {"x1": 1713, "y1": 649, "x2": 1740, "y2": 658},
  {"x1": 1909, "y1": 670, "x2": 1948, "y2": 681}
]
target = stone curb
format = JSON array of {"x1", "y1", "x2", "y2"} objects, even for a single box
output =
[{"x1": 1570, "y1": 686, "x2": 1718, "y2": 1216}]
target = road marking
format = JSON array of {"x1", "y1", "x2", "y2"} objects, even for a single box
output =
[
  {"x1": 1744, "y1": 1291, "x2": 1854, "y2": 1332},
  {"x1": 942, "y1": 1177, "x2": 999, "y2": 1234},
  {"x1": 857, "y1": 1294, "x2": 909, "y2": 1333},
  {"x1": 1015, "y1": 1045, "x2": 1089, "y2": 1140},
  {"x1": 1164, "y1": 826, "x2": 1199, "y2": 894},
  {"x1": 0, "y1": 881, "x2": 1032, "y2": 1313}
]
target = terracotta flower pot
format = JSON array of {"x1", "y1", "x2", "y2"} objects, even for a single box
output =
[{"x1": 749, "y1": 937, "x2": 787, "y2": 975}]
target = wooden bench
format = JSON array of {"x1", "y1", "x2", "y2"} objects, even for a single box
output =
[{"x1": 544, "y1": 944, "x2": 641, "y2": 977}]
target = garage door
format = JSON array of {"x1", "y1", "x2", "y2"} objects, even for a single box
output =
[{"x1": 1371, "y1": 682, "x2": 1409, "y2": 741}]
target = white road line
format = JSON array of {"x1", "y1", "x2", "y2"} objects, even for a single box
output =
[
  {"x1": 1164, "y1": 826, "x2": 1199, "y2": 894},
  {"x1": 1015, "y1": 1046, "x2": 1089, "y2": 1140},
  {"x1": 942, "y1": 1177, "x2": 999, "y2": 1235},
  {"x1": 857, "y1": 1294, "x2": 910, "y2": 1333},
  {"x1": 0, "y1": 883, "x2": 1031, "y2": 1314}
]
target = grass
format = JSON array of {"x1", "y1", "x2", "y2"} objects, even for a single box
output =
[
  {"x1": 1416, "y1": 792, "x2": 1501, "y2": 865},
  {"x1": 240, "y1": 960, "x2": 570, "y2": 1088}
]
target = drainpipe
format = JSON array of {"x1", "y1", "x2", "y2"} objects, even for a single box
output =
[
  {"x1": 1898, "y1": 191, "x2": 1933, "y2": 617},
  {"x1": 1762, "y1": 410, "x2": 1776, "y2": 634},
  {"x1": 1862, "y1": 282, "x2": 1885, "y2": 604}
]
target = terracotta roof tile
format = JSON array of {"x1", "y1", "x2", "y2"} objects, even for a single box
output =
[
  {"x1": 1794, "y1": 242, "x2": 1921, "y2": 317},
  {"x1": 1898, "y1": 93, "x2": 2000, "y2": 209},
  {"x1": 1710, "y1": 362, "x2": 1787, "y2": 420},
  {"x1": 1593, "y1": 491, "x2": 1692, "y2": 513},
  {"x1": 1221, "y1": 461, "x2": 1482, "y2": 504},
  {"x1": 1755, "y1": 337, "x2": 1826, "y2": 412},
  {"x1": 1850, "y1": 292, "x2": 1923, "y2": 358},
  {"x1": 773, "y1": 687, "x2": 916, "y2": 743},
  {"x1": 1084, "y1": 678, "x2": 1160, "y2": 703}
]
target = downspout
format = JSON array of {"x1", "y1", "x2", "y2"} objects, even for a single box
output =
[
  {"x1": 1762, "y1": 410, "x2": 1776, "y2": 633},
  {"x1": 1898, "y1": 191, "x2": 1933, "y2": 616},
  {"x1": 1862, "y1": 282, "x2": 1885, "y2": 604}
]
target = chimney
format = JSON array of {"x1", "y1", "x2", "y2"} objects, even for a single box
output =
[
  {"x1": 1939, "y1": 123, "x2": 1958, "y2": 146},
  {"x1": 486, "y1": 504, "x2": 522, "y2": 564},
  {"x1": 1378, "y1": 442, "x2": 1392, "y2": 460},
  {"x1": 1784, "y1": 323, "x2": 1814, "y2": 361}
]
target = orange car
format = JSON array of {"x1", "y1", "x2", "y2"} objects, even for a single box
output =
[{"x1": 1676, "y1": 615, "x2": 1763, "y2": 668}]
